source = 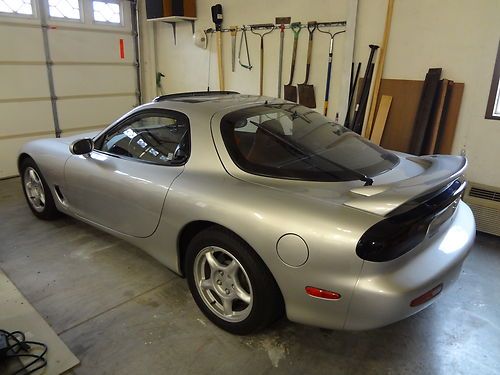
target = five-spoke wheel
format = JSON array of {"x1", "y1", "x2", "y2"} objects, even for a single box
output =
[
  {"x1": 186, "y1": 227, "x2": 284, "y2": 334},
  {"x1": 194, "y1": 246, "x2": 253, "y2": 322},
  {"x1": 20, "y1": 157, "x2": 60, "y2": 220}
]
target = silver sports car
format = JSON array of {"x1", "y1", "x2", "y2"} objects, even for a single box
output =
[{"x1": 18, "y1": 92, "x2": 475, "y2": 334}]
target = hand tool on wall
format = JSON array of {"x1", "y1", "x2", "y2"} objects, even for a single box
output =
[
  {"x1": 229, "y1": 26, "x2": 238, "y2": 72},
  {"x1": 351, "y1": 44, "x2": 379, "y2": 134},
  {"x1": 317, "y1": 26, "x2": 345, "y2": 116},
  {"x1": 238, "y1": 25, "x2": 252, "y2": 70},
  {"x1": 345, "y1": 62, "x2": 361, "y2": 127},
  {"x1": 298, "y1": 21, "x2": 318, "y2": 108},
  {"x1": 211, "y1": 4, "x2": 224, "y2": 90},
  {"x1": 250, "y1": 24, "x2": 275, "y2": 96},
  {"x1": 276, "y1": 17, "x2": 291, "y2": 98},
  {"x1": 205, "y1": 28, "x2": 214, "y2": 91},
  {"x1": 283, "y1": 22, "x2": 301, "y2": 102}
]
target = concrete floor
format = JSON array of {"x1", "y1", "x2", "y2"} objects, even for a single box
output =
[{"x1": 0, "y1": 177, "x2": 499, "y2": 375}]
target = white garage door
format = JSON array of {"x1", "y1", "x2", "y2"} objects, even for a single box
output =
[{"x1": 0, "y1": 0, "x2": 139, "y2": 178}]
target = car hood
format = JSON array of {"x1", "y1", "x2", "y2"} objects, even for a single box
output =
[{"x1": 237, "y1": 152, "x2": 467, "y2": 217}]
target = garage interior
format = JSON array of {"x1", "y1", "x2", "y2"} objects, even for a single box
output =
[{"x1": 0, "y1": 0, "x2": 499, "y2": 374}]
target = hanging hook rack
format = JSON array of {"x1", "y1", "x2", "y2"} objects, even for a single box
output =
[{"x1": 205, "y1": 20, "x2": 346, "y2": 34}]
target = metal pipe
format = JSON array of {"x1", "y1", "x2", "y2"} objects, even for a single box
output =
[
  {"x1": 130, "y1": 0, "x2": 142, "y2": 105},
  {"x1": 38, "y1": 0, "x2": 61, "y2": 138}
]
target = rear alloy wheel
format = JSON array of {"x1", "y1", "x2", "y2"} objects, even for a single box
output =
[
  {"x1": 20, "y1": 158, "x2": 60, "y2": 220},
  {"x1": 186, "y1": 228, "x2": 283, "y2": 334}
]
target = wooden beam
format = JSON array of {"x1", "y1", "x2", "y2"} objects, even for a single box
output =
[
  {"x1": 370, "y1": 95, "x2": 392, "y2": 145},
  {"x1": 364, "y1": 0, "x2": 394, "y2": 138}
]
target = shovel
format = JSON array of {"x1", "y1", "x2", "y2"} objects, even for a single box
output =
[
  {"x1": 298, "y1": 22, "x2": 317, "y2": 108},
  {"x1": 276, "y1": 17, "x2": 291, "y2": 98},
  {"x1": 284, "y1": 22, "x2": 301, "y2": 102}
]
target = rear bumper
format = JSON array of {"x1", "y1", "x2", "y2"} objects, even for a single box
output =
[{"x1": 343, "y1": 201, "x2": 475, "y2": 330}]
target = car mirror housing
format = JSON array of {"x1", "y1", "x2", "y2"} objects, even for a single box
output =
[{"x1": 70, "y1": 138, "x2": 94, "y2": 155}]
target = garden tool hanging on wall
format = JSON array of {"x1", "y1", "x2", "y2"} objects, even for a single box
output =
[
  {"x1": 250, "y1": 24, "x2": 275, "y2": 96},
  {"x1": 276, "y1": 17, "x2": 291, "y2": 98},
  {"x1": 283, "y1": 22, "x2": 301, "y2": 102},
  {"x1": 317, "y1": 26, "x2": 345, "y2": 116},
  {"x1": 298, "y1": 21, "x2": 317, "y2": 108}
]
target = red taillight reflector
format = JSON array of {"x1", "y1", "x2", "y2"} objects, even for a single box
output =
[
  {"x1": 410, "y1": 283, "x2": 443, "y2": 307},
  {"x1": 305, "y1": 286, "x2": 341, "y2": 300}
]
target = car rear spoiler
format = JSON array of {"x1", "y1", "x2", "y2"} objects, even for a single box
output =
[{"x1": 344, "y1": 155, "x2": 467, "y2": 216}]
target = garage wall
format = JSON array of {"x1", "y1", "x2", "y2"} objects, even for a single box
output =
[
  {"x1": 354, "y1": 0, "x2": 500, "y2": 187},
  {"x1": 139, "y1": 0, "x2": 500, "y2": 187},
  {"x1": 0, "y1": 0, "x2": 139, "y2": 178},
  {"x1": 139, "y1": 0, "x2": 351, "y2": 114}
]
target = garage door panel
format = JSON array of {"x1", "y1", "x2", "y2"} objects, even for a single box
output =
[
  {"x1": 0, "y1": 135, "x2": 54, "y2": 178},
  {"x1": 52, "y1": 65, "x2": 136, "y2": 96},
  {"x1": 0, "y1": 25, "x2": 45, "y2": 62},
  {"x1": 58, "y1": 95, "x2": 136, "y2": 131},
  {"x1": 0, "y1": 65, "x2": 50, "y2": 100},
  {"x1": 0, "y1": 101, "x2": 54, "y2": 137},
  {"x1": 49, "y1": 30, "x2": 134, "y2": 64}
]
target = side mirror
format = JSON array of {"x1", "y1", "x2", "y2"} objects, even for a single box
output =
[{"x1": 70, "y1": 138, "x2": 94, "y2": 155}]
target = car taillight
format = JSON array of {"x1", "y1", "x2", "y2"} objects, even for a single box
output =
[{"x1": 356, "y1": 179, "x2": 464, "y2": 262}]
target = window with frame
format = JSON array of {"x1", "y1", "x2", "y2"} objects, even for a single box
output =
[
  {"x1": 48, "y1": 0, "x2": 81, "y2": 20},
  {"x1": 99, "y1": 113, "x2": 190, "y2": 165},
  {"x1": 486, "y1": 40, "x2": 500, "y2": 120},
  {"x1": 0, "y1": 0, "x2": 33, "y2": 16},
  {"x1": 92, "y1": 0, "x2": 121, "y2": 24}
]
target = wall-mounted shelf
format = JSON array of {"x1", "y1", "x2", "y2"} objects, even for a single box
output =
[{"x1": 147, "y1": 16, "x2": 197, "y2": 45}]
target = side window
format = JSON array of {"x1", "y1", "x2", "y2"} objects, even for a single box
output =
[{"x1": 100, "y1": 113, "x2": 189, "y2": 165}]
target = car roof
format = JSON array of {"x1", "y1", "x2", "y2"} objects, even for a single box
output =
[{"x1": 142, "y1": 92, "x2": 286, "y2": 118}]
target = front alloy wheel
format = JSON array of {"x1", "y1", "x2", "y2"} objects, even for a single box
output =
[{"x1": 23, "y1": 167, "x2": 46, "y2": 213}]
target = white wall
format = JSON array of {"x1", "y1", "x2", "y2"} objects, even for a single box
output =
[
  {"x1": 354, "y1": 0, "x2": 500, "y2": 187},
  {"x1": 140, "y1": 0, "x2": 350, "y2": 115},
  {"x1": 139, "y1": 0, "x2": 500, "y2": 187}
]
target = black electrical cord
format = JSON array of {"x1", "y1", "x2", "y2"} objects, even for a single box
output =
[{"x1": 0, "y1": 329, "x2": 48, "y2": 374}]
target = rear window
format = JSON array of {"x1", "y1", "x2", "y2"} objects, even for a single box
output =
[{"x1": 220, "y1": 104, "x2": 398, "y2": 182}]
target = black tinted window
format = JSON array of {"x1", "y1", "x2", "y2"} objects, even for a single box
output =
[
  {"x1": 221, "y1": 104, "x2": 398, "y2": 181},
  {"x1": 100, "y1": 113, "x2": 189, "y2": 165}
]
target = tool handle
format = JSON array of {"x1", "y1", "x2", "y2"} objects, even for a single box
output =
[
  {"x1": 286, "y1": 36, "x2": 299, "y2": 85},
  {"x1": 324, "y1": 54, "x2": 333, "y2": 116},
  {"x1": 278, "y1": 31, "x2": 284, "y2": 97},
  {"x1": 259, "y1": 37, "x2": 264, "y2": 95},
  {"x1": 303, "y1": 36, "x2": 314, "y2": 84},
  {"x1": 217, "y1": 32, "x2": 224, "y2": 90}
]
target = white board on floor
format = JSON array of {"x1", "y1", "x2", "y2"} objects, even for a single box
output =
[{"x1": 0, "y1": 268, "x2": 79, "y2": 374}]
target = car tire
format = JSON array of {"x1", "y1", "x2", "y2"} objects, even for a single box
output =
[
  {"x1": 185, "y1": 227, "x2": 284, "y2": 335},
  {"x1": 20, "y1": 157, "x2": 60, "y2": 220}
]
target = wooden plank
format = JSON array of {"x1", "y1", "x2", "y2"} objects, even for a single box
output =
[
  {"x1": 378, "y1": 79, "x2": 424, "y2": 152},
  {"x1": 409, "y1": 68, "x2": 442, "y2": 155},
  {"x1": 370, "y1": 95, "x2": 392, "y2": 145},
  {"x1": 364, "y1": 0, "x2": 394, "y2": 139},
  {"x1": 435, "y1": 82, "x2": 464, "y2": 154},
  {"x1": 0, "y1": 267, "x2": 79, "y2": 374},
  {"x1": 422, "y1": 79, "x2": 452, "y2": 154}
]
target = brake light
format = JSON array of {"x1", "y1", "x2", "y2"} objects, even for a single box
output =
[
  {"x1": 305, "y1": 286, "x2": 341, "y2": 300},
  {"x1": 356, "y1": 179, "x2": 464, "y2": 262},
  {"x1": 410, "y1": 284, "x2": 443, "y2": 307}
]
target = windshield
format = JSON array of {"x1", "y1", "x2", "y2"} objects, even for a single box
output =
[{"x1": 220, "y1": 103, "x2": 399, "y2": 182}]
